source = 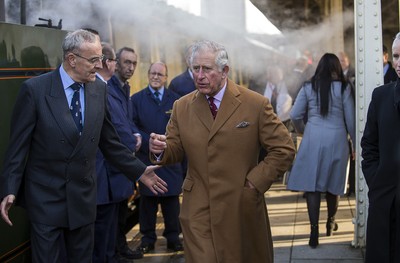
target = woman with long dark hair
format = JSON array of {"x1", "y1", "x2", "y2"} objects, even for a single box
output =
[{"x1": 287, "y1": 53, "x2": 355, "y2": 248}]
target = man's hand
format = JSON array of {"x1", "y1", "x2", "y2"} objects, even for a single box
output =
[
  {"x1": 149, "y1": 133, "x2": 167, "y2": 154},
  {"x1": 0, "y1": 194, "x2": 15, "y2": 226},
  {"x1": 245, "y1": 180, "x2": 256, "y2": 189},
  {"x1": 140, "y1": 165, "x2": 168, "y2": 195},
  {"x1": 134, "y1": 134, "x2": 142, "y2": 152}
]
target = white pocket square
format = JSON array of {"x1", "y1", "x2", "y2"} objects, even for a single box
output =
[{"x1": 236, "y1": 121, "x2": 250, "y2": 128}]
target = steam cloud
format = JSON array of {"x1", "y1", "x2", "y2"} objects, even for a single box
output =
[{"x1": 4, "y1": 0, "x2": 354, "y2": 88}]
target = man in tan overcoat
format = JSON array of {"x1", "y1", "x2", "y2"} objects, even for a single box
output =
[{"x1": 149, "y1": 40, "x2": 295, "y2": 263}]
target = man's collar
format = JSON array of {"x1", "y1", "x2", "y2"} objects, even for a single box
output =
[{"x1": 206, "y1": 80, "x2": 227, "y2": 102}]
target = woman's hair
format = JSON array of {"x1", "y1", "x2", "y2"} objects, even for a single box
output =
[{"x1": 311, "y1": 53, "x2": 347, "y2": 117}]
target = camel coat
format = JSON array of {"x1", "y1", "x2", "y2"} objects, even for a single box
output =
[{"x1": 154, "y1": 79, "x2": 295, "y2": 263}]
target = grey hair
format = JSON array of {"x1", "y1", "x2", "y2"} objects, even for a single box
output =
[
  {"x1": 190, "y1": 40, "x2": 229, "y2": 72},
  {"x1": 395, "y1": 32, "x2": 400, "y2": 41},
  {"x1": 184, "y1": 44, "x2": 193, "y2": 66},
  {"x1": 62, "y1": 29, "x2": 97, "y2": 59}
]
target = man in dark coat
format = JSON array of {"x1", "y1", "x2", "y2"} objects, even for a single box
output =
[
  {"x1": 0, "y1": 29, "x2": 167, "y2": 263},
  {"x1": 93, "y1": 44, "x2": 143, "y2": 262},
  {"x1": 131, "y1": 62, "x2": 184, "y2": 253},
  {"x1": 106, "y1": 47, "x2": 144, "y2": 261},
  {"x1": 168, "y1": 44, "x2": 196, "y2": 97},
  {"x1": 383, "y1": 45, "x2": 398, "y2": 84},
  {"x1": 361, "y1": 33, "x2": 400, "y2": 263}
]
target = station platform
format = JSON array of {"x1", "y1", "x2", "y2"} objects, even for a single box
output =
[{"x1": 126, "y1": 182, "x2": 365, "y2": 262}]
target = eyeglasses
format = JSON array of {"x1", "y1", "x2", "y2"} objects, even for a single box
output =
[
  {"x1": 107, "y1": 58, "x2": 117, "y2": 62},
  {"x1": 149, "y1": 72, "x2": 166, "y2": 78},
  {"x1": 73, "y1": 53, "x2": 105, "y2": 64}
]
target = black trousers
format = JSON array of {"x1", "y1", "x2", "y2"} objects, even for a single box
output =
[
  {"x1": 93, "y1": 203, "x2": 118, "y2": 263},
  {"x1": 30, "y1": 222, "x2": 94, "y2": 263},
  {"x1": 139, "y1": 195, "x2": 181, "y2": 245}
]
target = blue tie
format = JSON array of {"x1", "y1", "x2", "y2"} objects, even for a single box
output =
[
  {"x1": 154, "y1": 90, "x2": 161, "y2": 105},
  {"x1": 70, "y1": 83, "x2": 83, "y2": 135}
]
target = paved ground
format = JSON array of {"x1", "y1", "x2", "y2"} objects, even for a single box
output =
[{"x1": 126, "y1": 182, "x2": 365, "y2": 262}]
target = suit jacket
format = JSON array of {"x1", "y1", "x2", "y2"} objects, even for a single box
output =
[
  {"x1": 96, "y1": 75, "x2": 139, "y2": 204},
  {"x1": 95, "y1": 75, "x2": 140, "y2": 205},
  {"x1": 384, "y1": 61, "x2": 398, "y2": 84},
  {"x1": 153, "y1": 79, "x2": 295, "y2": 263},
  {"x1": 0, "y1": 67, "x2": 146, "y2": 230},
  {"x1": 168, "y1": 69, "x2": 196, "y2": 97},
  {"x1": 131, "y1": 87, "x2": 183, "y2": 196},
  {"x1": 361, "y1": 79, "x2": 400, "y2": 262}
]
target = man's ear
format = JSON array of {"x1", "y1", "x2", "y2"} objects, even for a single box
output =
[
  {"x1": 222, "y1": 65, "x2": 229, "y2": 78},
  {"x1": 67, "y1": 53, "x2": 76, "y2": 68}
]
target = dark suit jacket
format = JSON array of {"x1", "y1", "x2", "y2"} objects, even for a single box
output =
[
  {"x1": 361, "y1": 79, "x2": 400, "y2": 262},
  {"x1": 131, "y1": 87, "x2": 183, "y2": 196},
  {"x1": 168, "y1": 69, "x2": 196, "y2": 97},
  {"x1": 0, "y1": 67, "x2": 146, "y2": 230},
  {"x1": 95, "y1": 75, "x2": 139, "y2": 205},
  {"x1": 384, "y1": 61, "x2": 398, "y2": 84}
]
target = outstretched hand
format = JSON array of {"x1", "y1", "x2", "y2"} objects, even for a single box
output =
[
  {"x1": 0, "y1": 194, "x2": 15, "y2": 226},
  {"x1": 140, "y1": 165, "x2": 168, "y2": 195}
]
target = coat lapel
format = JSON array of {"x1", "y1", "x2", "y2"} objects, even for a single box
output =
[
  {"x1": 192, "y1": 91, "x2": 214, "y2": 131},
  {"x1": 208, "y1": 80, "x2": 241, "y2": 140},
  {"x1": 46, "y1": 70, "x2": 80, "y2": 146},
  {"x1": 191, "y1": 80, "x2": 241, "y2": 141},
  {"x1": 75, "y1": 81, "x2": 101, "y2": 151}
]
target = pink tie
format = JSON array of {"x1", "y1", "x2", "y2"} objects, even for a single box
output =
[{"x1": 208, "y1": 97, "x2": 218, "y2": 119}]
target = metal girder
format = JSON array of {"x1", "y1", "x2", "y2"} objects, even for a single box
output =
[{"x1": 353, "y1": 0, "x2": 383, "y2": 248}]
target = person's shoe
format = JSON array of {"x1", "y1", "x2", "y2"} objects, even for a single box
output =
[
  {"x1": 326, "y1": 217, "x2": 339, "y2": 236},
  {"x1": 309, "y1": 224, "x2": 319, "y2": 248},
  {"x1": 167, "y1": 242, "x2": 184, "y2": 252},
  {"x1": 119, "y1": 246, "x2": 143, "y2": 259},
  {"x1": 116, "y1": 255, "x2": 134, "y2": 263},
  {"x1": 136, "y1": 243, "x2": 155, "y2": 254}
]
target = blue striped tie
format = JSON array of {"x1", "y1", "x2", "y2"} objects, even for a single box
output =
[{"x1": 70, "y1": 83, "x2": 83, "y2": 135}]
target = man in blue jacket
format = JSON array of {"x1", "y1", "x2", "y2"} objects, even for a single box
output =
[
  {"x1": 131, "y1": 62, "x2": 184, "y2": 253},
  {"x1": 99, "y1": 46, "x2": 143, "y2": 262},
  {"x1": 168, "y1": 44, "x2": 196, "y2": 97}
]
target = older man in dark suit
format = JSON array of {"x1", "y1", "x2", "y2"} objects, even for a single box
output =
[
  {"x1": 0, "y1": 29, "x2": 167, "y2": 263},
  {"x1": 362, "y1": 33, "x2": 400, "y2": 263}
]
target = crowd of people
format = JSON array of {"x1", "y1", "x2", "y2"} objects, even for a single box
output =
[{"x1": 0, "y1": 27, "x2": 399, "y2": 263}]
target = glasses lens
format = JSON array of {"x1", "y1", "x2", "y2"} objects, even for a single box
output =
[{"x1": 89, "y1": 55, "x2": 104, "y2": 64}]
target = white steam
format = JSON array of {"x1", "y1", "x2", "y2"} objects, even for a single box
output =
[{"x1": 4, "y1": 0, "x2": 354, "y2": 90}]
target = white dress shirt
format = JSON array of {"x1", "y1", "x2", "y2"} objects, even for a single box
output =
[{"x1": 264, "y1": 81, "x2": 292, "y2": 122}]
